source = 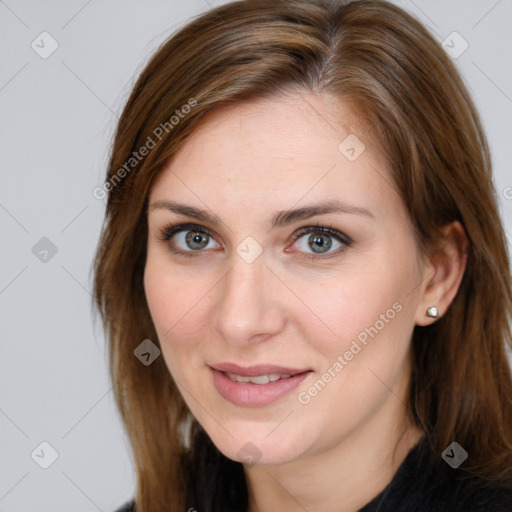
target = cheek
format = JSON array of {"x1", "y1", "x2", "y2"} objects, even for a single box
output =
[
  {"x1": 143, "y1": 260, "x2": 211, "y2": 368},
  {"x1": 295, "y1": 256, "x2": 415, "y2": 357},
  {"x1": 291, "y1": 251, "x2": 418, "y2": 408},
  {"x1": 292, "y1": 280, "x2": 415, "y2": 441}
]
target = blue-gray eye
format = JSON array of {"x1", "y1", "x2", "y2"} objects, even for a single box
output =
[
  {"x1": 294, "y1": 231, "x2": 341, "y2": 254},
  {"x1": 158, "y1": 222, "x2": 351, "y2": 258},
  {"x1": 175, "y1": 230, "x2": 218, "y2": 251}
]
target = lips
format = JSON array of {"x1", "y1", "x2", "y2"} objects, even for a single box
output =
[{"x1": 209, "y1": 362, "x2": 313, "y2": 407}]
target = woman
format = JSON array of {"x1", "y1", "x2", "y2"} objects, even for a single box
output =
[{"x1": 92, "y1": 0, "x2": 512, "y2": 510}]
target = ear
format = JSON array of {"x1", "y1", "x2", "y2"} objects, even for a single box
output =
[{"x1": 414, "y1": 221, "x2": 469, "y2": 326}]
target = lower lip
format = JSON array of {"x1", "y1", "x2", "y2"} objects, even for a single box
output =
[{"x1": 210, "y1": 367, "x2": 312, "y2": 407}]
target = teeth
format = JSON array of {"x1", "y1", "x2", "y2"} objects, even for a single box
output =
[{"x1": 226, "y1": 372, "x2": 292, "y2": 384}]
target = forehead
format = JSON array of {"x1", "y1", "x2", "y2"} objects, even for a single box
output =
[{"x1": 149, "y1": 93, "x2": 398, "y2": 220}]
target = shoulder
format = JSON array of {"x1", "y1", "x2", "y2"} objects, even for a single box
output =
[
  {"x1": 415, "y1": 438, "x2": 512, "y2": 511},
  {"x1": 113, "y1": 500, "x2": 135, "y2": 512},
  {"x1": 361, "y1": 435, "x2": 512, "y2": 512},
  {"x1": 428, "y1": 472, "x2": 512, "y2": 512}
]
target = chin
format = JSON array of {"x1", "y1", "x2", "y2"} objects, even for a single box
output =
[{"x1": 203, "y1": 422, "x2": 308, "y2": 467}]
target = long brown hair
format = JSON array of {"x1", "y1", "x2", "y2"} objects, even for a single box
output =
[{"x1": 91, "y1": 0, "x2": 512, "y2": 510}]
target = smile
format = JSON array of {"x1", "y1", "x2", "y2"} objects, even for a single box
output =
[{"x1": 210, "y1": 367, "x2": 313, "y2": 407}]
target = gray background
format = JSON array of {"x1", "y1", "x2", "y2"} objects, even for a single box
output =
[{"x1": 1, "y1": 0, "x2": 511, "y2": 510}]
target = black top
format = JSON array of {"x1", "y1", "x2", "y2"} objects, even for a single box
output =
[
  {"x1": 114, "y1": 435, "x2": 512, "y2": 512},
  {"x1": 359, "y1": 435, "x2": 512, "y2": 511}
]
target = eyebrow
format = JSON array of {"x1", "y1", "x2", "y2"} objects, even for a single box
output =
[{"x1": 148, "y1": 199, "x2": 375, "y2": 232}]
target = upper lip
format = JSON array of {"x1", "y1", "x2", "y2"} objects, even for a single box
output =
[{"x1": 210, "y1": 362, "x2": 311, "y2": 377}]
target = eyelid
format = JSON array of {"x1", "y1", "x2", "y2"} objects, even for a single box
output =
[
  {"x1": 156, "y1": 222, "x2": 216, "y2": 242},
  {"x1": 291, "y1": 224, "x2": 352, "y2": 245}
]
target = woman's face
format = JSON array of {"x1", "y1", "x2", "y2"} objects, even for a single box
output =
[{"x1": 144, "y1": 93, "x2": 426, "y2": 465}]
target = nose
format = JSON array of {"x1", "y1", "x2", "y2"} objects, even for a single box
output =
[{"x1": 212, "y1": 253, "x2": 286, "y2": 347}]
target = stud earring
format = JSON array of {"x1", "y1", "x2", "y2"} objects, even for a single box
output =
[{"x1": 426, "y1": 306, "x2": 439, "y2": 318}]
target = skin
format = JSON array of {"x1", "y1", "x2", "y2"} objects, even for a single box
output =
[{"x1": 144, "y1": 92, "x2": 468, "y2": 512}]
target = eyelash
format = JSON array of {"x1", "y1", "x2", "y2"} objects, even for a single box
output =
[{"x1": 156, "y1": 222, "x2": 353, "y2": 260}]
